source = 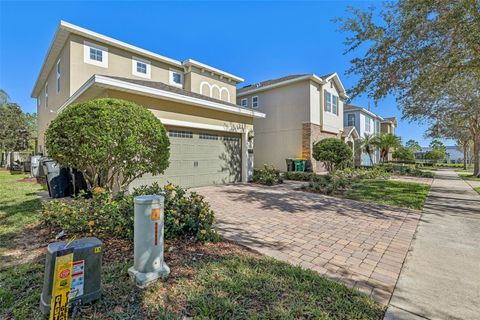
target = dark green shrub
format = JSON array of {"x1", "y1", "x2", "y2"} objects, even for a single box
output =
[
  {"x1": 42, "y1": 187, "x2": 133, "y2": 239},
  {"x1": 253, "y1": 165, "x2": 283, "y2": 185},
  {"x1": 282, "y1": 171, "x2": 315, "y2": 181},
  {"x1": 334, "y1": 167, "x2": 390, "y2": 180},
  {"x1": 46, "y1": 98, "x2": 170, "y2": 192},
  {"x1": 304, "y1": 175, "x2": 350, "y2": 195},
  {"x1": 312, "y1": 138, "x2": 353, "y2": 172},
  {"x1": 41, "y1": 183, "x2": 219, "y2": 243},
  {"x1": 132, "y1": 183, "x2": 219, "y2": 243}
]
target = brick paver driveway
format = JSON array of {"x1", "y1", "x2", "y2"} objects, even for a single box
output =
[{"x1": 192, "y1": 182, "x2": 421, "y2": 304}]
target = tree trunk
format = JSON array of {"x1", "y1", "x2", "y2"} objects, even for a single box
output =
[
  {"x1": 474, "y1": 133, "x2": 480, "y2": 177},
  {"x1": 463, "y1": 143, "x2": 467, "y2": 170}
]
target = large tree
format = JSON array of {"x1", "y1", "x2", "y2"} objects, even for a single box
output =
[
  {"x1": 338, "y1": 0, "x2": 480, "y2": 176},
  {"x1": 0, "y1": 102, "x2": 32, "y2": 167}
]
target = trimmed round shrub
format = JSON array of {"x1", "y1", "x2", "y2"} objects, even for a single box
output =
[
  {"x1": 46, "y1": 98, "x2": 170, "y2": 192},
  {"x1": 312, "y1": 138, "x2": 353, "y2": 172}
]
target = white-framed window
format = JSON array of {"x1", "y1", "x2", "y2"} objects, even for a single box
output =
[
  {"x1": 324, "y1": 90, "x2": 332, "y2": 112},
  {"x1": 347, "y1": 113, "x2": 355, "y2": 126},
  {"x1": 169, "y1": 130, "x2": 192, "y2": 138},
  {"x1": 365, "y1": 116, "x2": 371, "y2": 132},
  {"x1": 56, "y1": 60, "x2": 61, "y2": 93},
  {"x1": 83, "y1": 41, "x2": 108, "y2": 68},
  {"x1": 132, "y1": 56, "x2": 151, "y2": 78},
  {"x1": 45, "y1": 83, "x2": 48, "y2": 109},
  {"x1": 240, "y1": 98, "x2": 248, "y2": 107},
  {"x1": 375, "y1": 120, "x2": 380, "y2": 133},
  {"x1": 324, "y1": 90, "x2": 339, "y2": 114},
  {"x1": 252, "y1": 96, "x2": 258, "y2": 108},
  {"x1": 199, "y1": 133, "x2": 218, "y2": 140},
  {"x1": 332, "y1": 95, "x2": 338, "y2": 114},
  {"x1": 169, "y1": 70, "x2": 183, "y2": 87}
]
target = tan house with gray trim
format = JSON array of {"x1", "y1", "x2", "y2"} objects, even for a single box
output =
[
  {"x1": 237, "y1": 74, "x2": 353, "y2": 172},
  {"x1": 31, "y1": 21, "x2": 265, "y2": 188}
]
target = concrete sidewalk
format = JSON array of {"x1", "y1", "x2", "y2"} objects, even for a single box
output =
[{"x1": 384, "y1": 170, "x2": 480, "y2": 320}]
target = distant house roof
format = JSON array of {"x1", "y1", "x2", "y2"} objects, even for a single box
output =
[
  {"x1": 237, "y1": 73, "x2": 348, "y2": 99},
  {"x1": 344, "y1": 104, "x2": 384, "y2": 120},
  {"x1": 238, "y1": 74, "x2": 308, "y2": 93},
  {"x1": 57, "y1": 74, "x2": 265, "y2": 118},
  {"x1": 381, "y1": 117, "x2": 398, "y2": 126},
  {"x1": 342, "y1": 126, "x2": 359, "y2": 139}
]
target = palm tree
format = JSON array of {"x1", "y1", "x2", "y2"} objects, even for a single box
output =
[
  {"x1": 358, "y1": 133, "x2": 377, "y2": 165},
  {"x1": 376, "y1": 133, "x2": 401, "y2": 163}
]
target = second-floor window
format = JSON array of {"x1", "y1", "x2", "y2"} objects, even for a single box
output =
[
  {"x1": 347, "y1": 114, "x2": 355, "y2": 126},
  {"x1": 132, "y1": 57, "x2": 151, "y2": 78},
  {"x1": 56, "y1": 60, "x2": 61, "y2": 93},
  {"x1": 84, "y1": 41, "x2": 108, "y2": 68},
  {"x1": 375, "y1": 120, "x2": 380, "y2": 133},
  {"x1": 365, "y1": 116, "x2": 371, "y2": 132},
  {"x1": 169, "y1": 70, "x2": 183, "y2": 87},
  {"x1": 252, "y1": 96, "x2": 258, "y2": 108},
  {"x1": 241, "y1": 98, "x2": 248, "y2": 107},
  {"x1": 324, "y1": 90, "x2": 339, "y2": 115}
]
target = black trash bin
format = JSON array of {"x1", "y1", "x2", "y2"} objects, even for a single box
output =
[
  {"x1": 43, "y1": 160, "x2": 71, "y2": 198},
  {"x1": 70, "y1": 168, "x2": 88, "y2": 196},
  {"x1": 286, "y1": 158, "x2": 295, "y2": 172}
]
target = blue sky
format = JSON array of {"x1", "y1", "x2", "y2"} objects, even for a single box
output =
[{"x1": 0, "y1": 1, "x2": 449, "y2": 147}]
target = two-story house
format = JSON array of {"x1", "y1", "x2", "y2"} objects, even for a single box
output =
[
  {"x1": 31, "y1": 21, "x2": 265, "y2": 189},
  {"x1": 344, "y1": 104, "x2": 397, "y2": 165},
  {"x1": 237, "y1": 73, "x2": 355, "y2": 172}
]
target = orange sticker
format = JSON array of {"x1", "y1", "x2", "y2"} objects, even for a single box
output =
[{"x1": 151, "y1": 208, "x2": 160, "y2": 220}]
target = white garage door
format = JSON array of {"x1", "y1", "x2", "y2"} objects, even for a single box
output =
[{"x1": 131, "y1": 126, "x2": 242, "y2": 189}]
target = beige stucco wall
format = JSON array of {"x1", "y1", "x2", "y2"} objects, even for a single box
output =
[
  {"x1": 184, "y1": 67, "x2": 237, "y2": 103},
  {"x1": 239, "y1": 81, "x2": 311, "y2": 170},
  {"x1": 106, "y1": 90, "x2": 253, "y2": 130},
  {"x1": 318, "y1": 79, "x2": 344, "y2": 134},
  {"x1": 68, "y1": 34, "x2": 182, "y2": 96},
  {"x1": 36, "y1": 41, "x2": 71, "y2": 153}
]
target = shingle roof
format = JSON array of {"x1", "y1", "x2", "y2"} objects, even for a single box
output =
[
  {"x1": 342, "y1": 126, "x2": 357, "y2": 138},
  {"x1": 238, "y1": 74, "x2": 308, "y2": 93},
  {"x1": 102, "y1": 76, "x2": 245, "y2": 109}
]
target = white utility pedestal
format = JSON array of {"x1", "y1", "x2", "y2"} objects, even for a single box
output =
[{"x1": 128, "y1": 195, "x2": 170, "y2": 288}]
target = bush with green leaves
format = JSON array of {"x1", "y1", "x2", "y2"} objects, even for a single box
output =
[
  {"x1": 333, "y1": 167, "x2": 390, "y2": 180},
  {"x1": 41, "y1": 183, "x2": 219, "y2": 243},
  {"x1": 282, "y1": 171, "x2": 315, "y2": 181},
  {"x1": 312, "y1": 138, "x2": 353, "y2": 172},
  {"x1": 45, "y1": 98, "x2": 170, "y2": 192},
  {"x1": 304, "y1": 175, "x2": 350, "y2": 195},
  {"x1": 253, "y1": 165, "x2": 283, "y2": 185},
  {"x1": 392, "y1": 146, "x2": 415, "y2": 162}
]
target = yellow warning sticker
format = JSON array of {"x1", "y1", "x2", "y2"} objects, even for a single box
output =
[
  {"x1": 94, "y1": 246, "x2": 101, "y2": 253},
  {"x1": 49, "y1": 250, "x2": 74, "y2": 320}
]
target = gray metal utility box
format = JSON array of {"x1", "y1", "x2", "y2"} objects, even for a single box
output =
[{"x1": 40, "y1": 237, "x2": 103, "y2": 315}]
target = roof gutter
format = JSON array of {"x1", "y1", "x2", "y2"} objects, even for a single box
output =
[{"x1": 238, "y1": 74, "x2": 349, "y2": 99}]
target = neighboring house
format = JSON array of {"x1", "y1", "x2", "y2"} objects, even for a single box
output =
[
  {"x1": 380, "y1": 117, "x2": 397, "y2": 161},
  {"x1": 31, "y1": 21, "x2": 265, "y2": 189},
  {"x1": 343, "y1": 105, "x2": 397, "y2": 165},
  {"x1": 237, "y1": 73, "x2": 355, "y2": 172},
  {"x1": 344, "y1": 104, "x2": 382, "y2": 166}
]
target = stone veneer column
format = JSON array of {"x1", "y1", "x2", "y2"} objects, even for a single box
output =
[{"x1": 302, "y1": 122, "x2": 342, "y2": 172}]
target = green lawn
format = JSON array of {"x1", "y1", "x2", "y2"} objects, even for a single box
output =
[
  {"x1": 344, "y1": 180, "x2": 430, "y2": 210},
  {"x1": 0, "y1": 170, "x2": 42, "y2": 255},
  {"x1": 458, "y1": 173, "x2": 480, "y2": 181},
  {"x1": 0, "y1": 170, "x2": 385, "y2": 319},
  {"x1": 474, "y1": 187, "x2": 480, "y2": 195}
]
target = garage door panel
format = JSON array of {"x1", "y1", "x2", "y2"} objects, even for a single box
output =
[{"x1": 132, "y1": 127, "x2": 241, "y2": 189}]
